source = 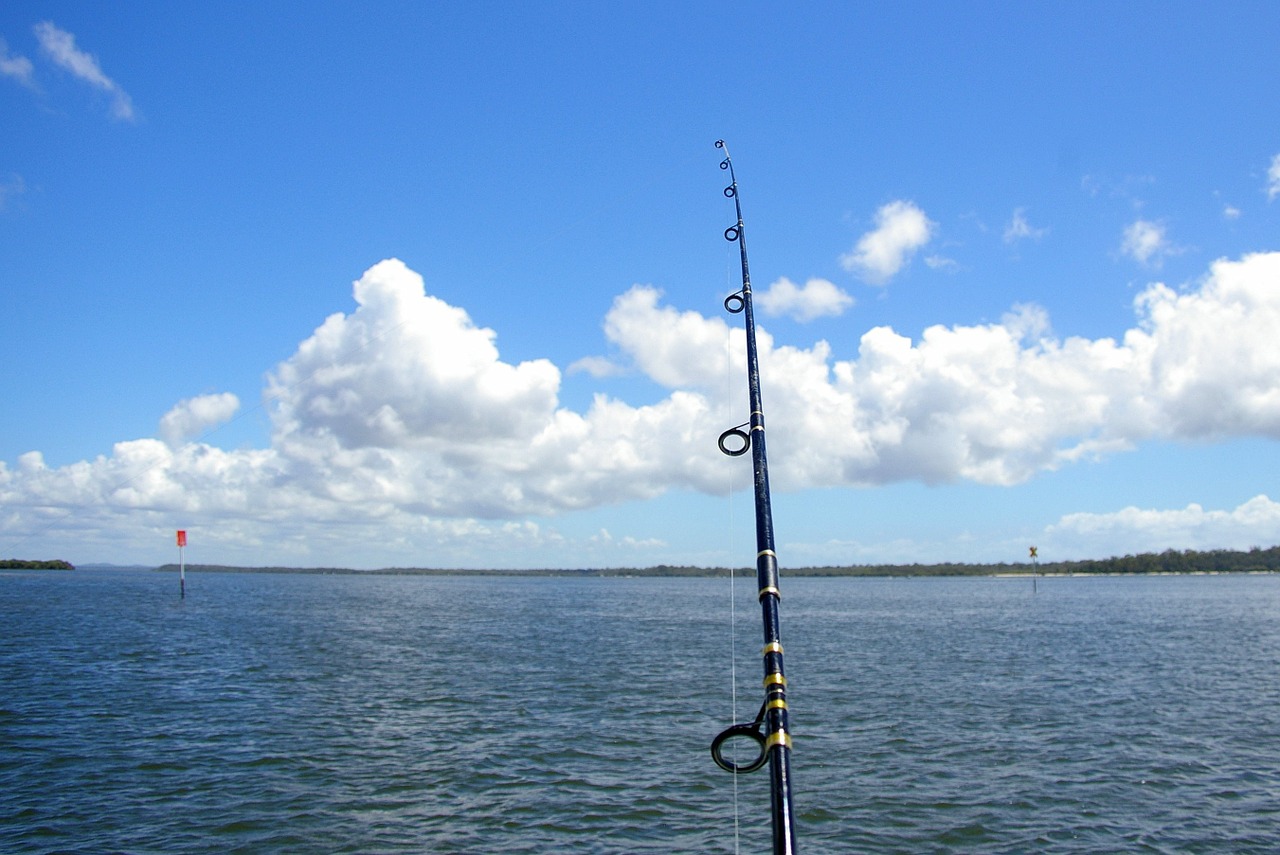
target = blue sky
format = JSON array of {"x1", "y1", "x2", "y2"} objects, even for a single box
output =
[{"x1": 3, "y1": 2, "x2": 1280, "y2": 569}]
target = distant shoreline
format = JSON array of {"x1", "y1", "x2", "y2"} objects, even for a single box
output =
[{"x1": 148, "y1": 546, "x2": 1280, "y2": 578}]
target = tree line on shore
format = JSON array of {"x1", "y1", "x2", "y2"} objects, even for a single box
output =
[
  {"x1": 151, "y1": 546, "x2": 1280, "y2": 577},
  {"x1": 1, "y1": 559, "x2": 75, "y2": 570},
  {"x1": 794, "y1": 545, "x2": 1280, "y2": 577}
]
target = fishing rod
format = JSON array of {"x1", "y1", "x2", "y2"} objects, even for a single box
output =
[{"x1": 709, "y1": 139, "x2": 798, "y2": 855}]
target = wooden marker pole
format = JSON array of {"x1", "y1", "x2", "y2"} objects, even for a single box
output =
[{"x1": 177, "y1": 529, "x2": 187, "y2": 599}]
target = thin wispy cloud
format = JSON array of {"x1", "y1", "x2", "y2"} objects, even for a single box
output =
[
  {"x1": 1268, "y1": 153, "x2": 1280, "y2": 202},
  {"x1": 924, "y1": 255, "x2": 959, "y2": 273},
  {"x1": 1082, "y1": 173, "x2": 1157, "y2": 207},
  {"x1": 34, "y1": 21, "x2": 134, "y2": 121},
  {"x1": 567, "y1": 356, "x2": 626, "y2": 378},
  {"x1": 1003, "y1": 207, "x2": 1048, "y2": 243},
  {"x1": 841, "y1": 200, "x2": 935, "y2": 284},
  {"x1": 0, "y1": 37, "x2": 36, "y2": 88}
]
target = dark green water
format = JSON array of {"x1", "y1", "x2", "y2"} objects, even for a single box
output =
[{"x1": 3, "y1": 571, "x2": 1279, "y2": 853}]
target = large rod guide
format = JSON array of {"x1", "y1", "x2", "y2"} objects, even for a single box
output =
[{"x1": 709, "y1": 140, "x2": 798, "y2": 855}]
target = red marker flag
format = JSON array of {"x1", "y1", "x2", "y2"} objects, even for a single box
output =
[{"x1": 177, "y1": 530, "x2": 187, "y2": 547}]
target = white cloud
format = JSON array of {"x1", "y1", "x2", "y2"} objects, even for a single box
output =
[
  {"x1": 1268, "y1": 153, "x2": 1280, "y2": 202},
  {"x1": 261, "y1": 264, "x2": 729, "y2": 522},
  {"x1": 1048, "y1": 495, "x2": 1280, "y2": 556},
  {"x1": 1127, "y1": 253, "x2": 1280, "y2": 438},
  {"x1": 1223, "y1": 205, "x2": 1241, "y2": 220},
  {"x1": 0, "y1": 262, "x2": 732, "y2": 566},
  {"x1": 756, "y1": 277, "x2": 854, "y2": 322},
  {"x1": 34, "y1": 21, "x2": 134, "y2": 121},
  {"x1": 1121, "y1": 219, "x2": 1176, "y2": 267},
  {"x1": 840, "y1": 200, "x2": 935, "y2": 284},
  {"x1": 601, "y1": 285, "x2": 733, "y2": 391},
  {"x1": 159, "y1": 393, "x2": 241, "y2": 448},
  {"x1": 267, "y1": 259, "x2": 561, "y2": 453},
  {"x1": 1003, "y1": 207, "x2": 1048, "y2": 243},
  {"x1": 589, "y1": 528, "x2": 666, "y2": 550},
  {"x1": 6, "y1": 252, "x2": 1280, "y2": 566},
  {"x1": 0, "y1": 37, "x2": 35, "y2": 88}
]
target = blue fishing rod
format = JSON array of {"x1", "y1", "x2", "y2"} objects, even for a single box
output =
[{"x1": 709, "y1": 139, "x2": 798, "y2": 854}]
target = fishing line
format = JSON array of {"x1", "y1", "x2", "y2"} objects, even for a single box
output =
[{"x1": 724, "y1": 230, "x2": 742, "y2": 855}]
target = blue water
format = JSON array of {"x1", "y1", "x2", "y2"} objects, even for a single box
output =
[{"x1": 2, "y1": 571, "x2": 1279, "y2": 853}]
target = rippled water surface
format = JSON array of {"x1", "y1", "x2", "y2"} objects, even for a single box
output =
[{"x1": 3, "y1": 571, "x2": 1279, "y2": 852}]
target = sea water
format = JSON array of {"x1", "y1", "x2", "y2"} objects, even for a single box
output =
[{"x1": 2, "y1": 570, "x2": 1279, "y2": 853}]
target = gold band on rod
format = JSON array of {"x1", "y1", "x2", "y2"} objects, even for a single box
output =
[{"x1": 766, "y1": 731, "x2": 792, "y2": 751}]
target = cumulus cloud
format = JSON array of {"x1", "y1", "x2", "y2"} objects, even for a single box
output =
[
  {"x1": 267, "y1": 259, "x2": 561, "y2": 453},
  {"x1": 1049, "y1": 495, "x2": 1280, "y2": 556},
  {"x1": 0, "y1": 37, "x2": 35, "y2": 88},
  {"x1": 594, "y1": 252, "x2": 1280, "y2": 488},
  {"x1": 0, "y1": 262, "x2": 736, "y2": 566},
  {"x1": 34, "y1": 21, "x2": 134, "y2": 121},
  {"x1": 1128, "y1": 254, "x2": 1280, "y2": 438},
  {"x1": 1004, "y1": 208, "x2": 1048, "y2": 243},
  {"x1": 159, "y1": 393, "x2": 241, "y2": 448},
  {"x1": 841, "y1": 200, "x2": 935, "y2": 284},
  {"x1": 602, "y1": 285, "x2": 734, "y2": 391},
  {"x1": 256, "y1": 251, "x2": 1280, "y2": 495},
  {"x1": 261, "y1": 263, "x2": 733, "y2": 521},
  {"x1": 756, "y1": 277, "x2": 854, "y2": 322},
  {"x1": 6, "y1": 252, "x2": 1280, "y2": 565},
  {"x1": 1268, "y1": 154, "x2": 1280, "y2": 202}
]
